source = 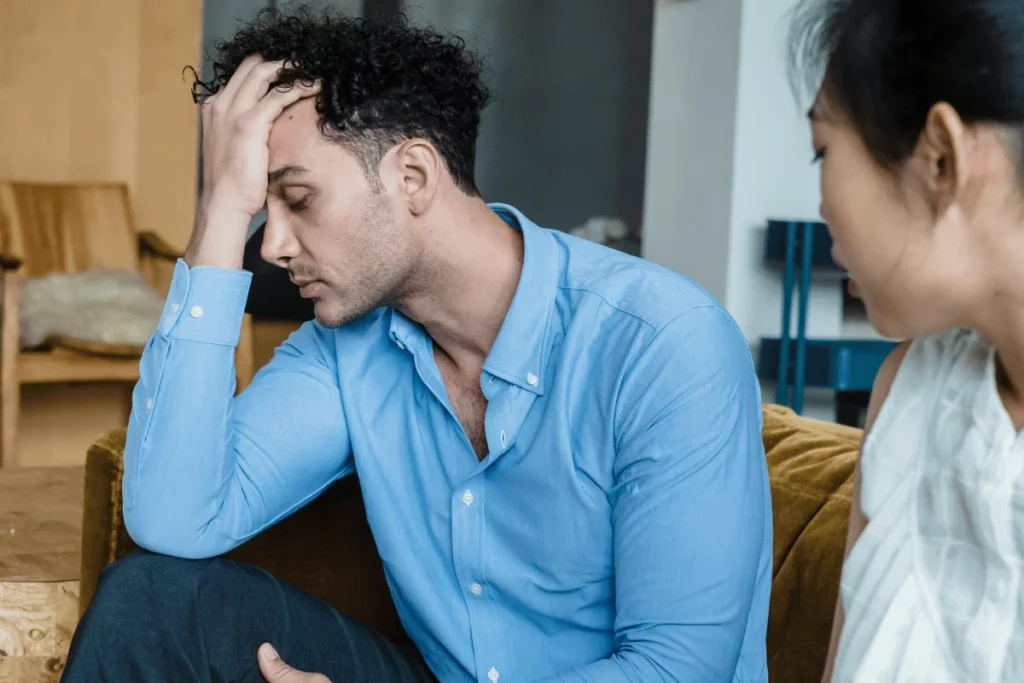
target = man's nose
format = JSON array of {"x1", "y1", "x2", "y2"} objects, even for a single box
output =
[{"x1": 260, "y1": 218, "x2": 300, "y2": 267}]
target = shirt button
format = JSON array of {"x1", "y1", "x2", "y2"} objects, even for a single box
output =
[
  {"x1": 489, "y1": 376, "x2": 496, "y2": 384},
  {"x1": 470, "y1": 582, "x2": 483, "y2": 595},
  {"x1": 145, "y1": 398, "x2": 153, "y2": 412},
  {"x1": 396, "y1": 340, "x2": 406, "y2": 351},
  {"x1": 499, "y1": 430, "x2": 507, "y2": 448},
  {"x1": 170, "y1": 303, "x2": 180, "y2": 314},
  {"x1": 190, "y1": 305, "x2": 204, "y2": 319},
  {"x1": 488, "y1": 667, "x2": 500, "y2": 682},
  {"x1": 461, "y1": 490, "x2": 474, "y2": 506},
  {"x1": 526, "y1": 372, "x2": 538, "y2": 387}
]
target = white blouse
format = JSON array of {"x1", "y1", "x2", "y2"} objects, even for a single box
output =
[{"x1": 834, "y1": 329, "x2": 1024, "y2": 683}]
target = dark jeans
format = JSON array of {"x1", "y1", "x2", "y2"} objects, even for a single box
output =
[{"x1": 62, "y1": 550, "x2": 433, "y2": 683}]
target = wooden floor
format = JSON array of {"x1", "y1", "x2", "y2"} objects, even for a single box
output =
[{"x1": 0, "y1": 467, "x2": 83, "y2": 682}]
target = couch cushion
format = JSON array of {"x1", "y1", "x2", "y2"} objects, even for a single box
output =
[{"x1": 763, "y1": 404, "x2": 859, "y2": 683}]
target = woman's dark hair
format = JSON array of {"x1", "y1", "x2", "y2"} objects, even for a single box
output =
[
  {"x1": 789, "y1": 0, "x2": 1024, "y2": 169},
  {"x1": 193, "y1": 6, "x2": 491, "y2": 194}
]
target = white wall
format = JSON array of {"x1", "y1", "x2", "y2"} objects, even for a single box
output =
[
  {"x1": 641, "y1": 0, "x2": 743, "y2": 300},
  {"x1": 642, "y1": 0, "x2": 840, "y2": 418},
  {"x1": 726, "y1": 0, "x2": 841, "y2": 343}
]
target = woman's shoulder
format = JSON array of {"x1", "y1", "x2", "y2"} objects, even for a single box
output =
[{"x1": 864, "y1": 329, "x2": 979, "y2": 437}]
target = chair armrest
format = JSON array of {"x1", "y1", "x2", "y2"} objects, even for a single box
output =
[
  {"x1": 137, "y1": 231, "x2": 184, "y2": 262},
  {"x1": 0, "y1": 253, "x2": 22, "y2": 271},
  {"x1": 78, "y1": 429, "x2": 407, "y2": 642},
  {"x1": 137, "y1": 231, "x2": 182, "y2": 295}
]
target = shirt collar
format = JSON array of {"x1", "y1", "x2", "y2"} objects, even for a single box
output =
[
  {"x1": 482, "y1": 203, "x2": 559, "y2": 395},
  {"x1": 387, "y1": 203, "x2": 559, "y2": 396},
  {"x1": 387, "y1": 307, "x2": 422, "y2": 354}
]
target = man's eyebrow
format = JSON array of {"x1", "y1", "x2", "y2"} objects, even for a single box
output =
[{"x1": 268, "y1": 165, "x2": 308, "y2": 184}]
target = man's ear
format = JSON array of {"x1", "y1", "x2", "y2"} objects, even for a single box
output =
[
  {"x1": 913, "y1": 102, "x2": 970, "y2": 214},
  {"x1": 394, "y1": 139, "x2": 441, "y2": 215}
]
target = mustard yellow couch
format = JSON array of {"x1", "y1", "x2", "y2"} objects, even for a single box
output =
[{"x1": 78, "y1": 404, "x2": 859, "y2": 683}]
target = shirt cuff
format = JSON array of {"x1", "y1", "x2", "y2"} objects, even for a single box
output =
[{"x1": 156, "y1": 259, "x2": 253, "y2": 346}]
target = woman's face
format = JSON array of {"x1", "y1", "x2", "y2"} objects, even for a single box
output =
[{"x1": 809, "y1": 96, "x2": 995, "y2": 339}]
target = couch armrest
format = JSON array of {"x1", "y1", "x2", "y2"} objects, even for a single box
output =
[
  {"x1": 762, "y1": 404, "x2": 859, "y2": 683},
  {"x1": 79, "y1": 431, "x2": 134, "y2": 613},
  {"x1": 79, "y1": 429, "x2": 407, "y2": 642}
]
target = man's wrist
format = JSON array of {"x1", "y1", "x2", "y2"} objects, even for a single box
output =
[{"x1": 185, "y1": 199, "x2": 253, "y2": 270}]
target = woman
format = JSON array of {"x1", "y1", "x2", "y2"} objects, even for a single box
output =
[{"x1": 789, "y1": 0, "x2": 1024, "y2": 681}]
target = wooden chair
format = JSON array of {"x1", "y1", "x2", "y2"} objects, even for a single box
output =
[{"x1": 0, "y1": 182, "x2": 255, "y2": 467}]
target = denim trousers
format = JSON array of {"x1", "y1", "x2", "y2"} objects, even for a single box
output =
[{"x1": 62, "y1": 550, "x2": 434, "y2": 683}]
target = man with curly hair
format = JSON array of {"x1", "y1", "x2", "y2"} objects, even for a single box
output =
[{"x1": 62, "y1": 8, "x2": 771, "y2": 683}]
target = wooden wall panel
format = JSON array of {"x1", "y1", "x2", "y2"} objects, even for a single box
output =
[
  {"x1": 136, "y1": 0, "x2": 203, "y2": 248},
  {"x1": 0, "y1": 0, "x2": 203, "y2": 468},
  {"x1": 14, "y1": 384, "x2": 130, "y2": 468},
  {"x1": 0, "y1": 0, "x2": 202, "y2": 249}
]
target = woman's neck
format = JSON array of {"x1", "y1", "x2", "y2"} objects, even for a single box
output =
[{"x1": 968, "y1": 225, "x2": 1024, "y2": 428}]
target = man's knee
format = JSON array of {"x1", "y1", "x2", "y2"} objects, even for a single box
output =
[
  {"x1": 67, "y1": 552, "x2": 254, "y2": 678},
  {"x1": 87, "y1": 550, "x2": 215, "y2": 624}
]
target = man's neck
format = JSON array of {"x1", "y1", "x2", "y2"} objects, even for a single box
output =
[{"x1": 395, "y1": 199, "x2": 524, "y2": 374}]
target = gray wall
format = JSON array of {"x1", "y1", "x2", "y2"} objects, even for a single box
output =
[
  {"x1": 403, "y1": 1, "x2": 653, "y2": 235},
  {"x1": 202, "y1": 0, "x2": 363, "y2": 79},
  {"x1": 202, "y1": 1, "x2": 652, "y2": 235}
]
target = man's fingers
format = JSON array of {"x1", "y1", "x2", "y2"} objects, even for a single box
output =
[
  {"x1": 257, "y1": 643, "x2": 331, "y2": 683},
  {"x1": 215, "y1": 54, "x2": 265, "y2": 111},
  {"x1": 252, "y1": 80, "x2": 321, "y2": 124},
  {"x1": 228, "y1": 59, "x2": 290, "y2": 115}
]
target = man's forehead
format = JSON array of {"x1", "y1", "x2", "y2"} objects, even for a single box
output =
[{"x1": 269, "y1": 97, "x2": 321, "y2": 147}]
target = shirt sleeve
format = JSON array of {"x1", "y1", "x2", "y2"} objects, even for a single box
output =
[
  {"x1": 122, "y1": 260, "x2": 352, "y2": 559},
  {"x1": 537, "y1": 305, "x2": 771, "y2": 682}
]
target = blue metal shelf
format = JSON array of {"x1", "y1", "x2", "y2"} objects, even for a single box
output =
[
  {"x1": 764, "y1": 220, "x2": 837, "y2": 269},
  {"x1": 758, "y1": 337, "x2": 897, "y2": 392},
  {"x1": 759, "y1": 219, "x2": 892, "y2": 416}
]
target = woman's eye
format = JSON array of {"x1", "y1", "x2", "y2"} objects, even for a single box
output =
[{"x1": 812, "y1": 148, "x2": 826, "y2": 164}]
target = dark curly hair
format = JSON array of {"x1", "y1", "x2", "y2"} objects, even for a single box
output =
[{"x1": 193, "y1": 6, "x2": 491, "y2": 194}]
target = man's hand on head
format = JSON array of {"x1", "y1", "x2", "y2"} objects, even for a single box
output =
[
  {"x1": 186, "y1": 55, "x2": 319, "y2": 271},
  {"x1": 258, "y1": 643, "x2": 332, "y2": 683}
]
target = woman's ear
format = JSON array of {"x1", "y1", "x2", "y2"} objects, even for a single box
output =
[
  {"x1": 915, "y1": 102, "x2": 969, "y2": 213},
  {"x1": 394, "y1": 139, "x2": 441, "y2": 215}
]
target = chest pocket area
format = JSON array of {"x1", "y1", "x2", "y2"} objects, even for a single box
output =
[{"x1": 490, "y1": 451, "x2": 614, "y2": 596}]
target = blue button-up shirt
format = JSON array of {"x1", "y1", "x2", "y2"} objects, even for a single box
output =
[{"x1": 124, "y1": 204, "x2": 771, "y2": 682}]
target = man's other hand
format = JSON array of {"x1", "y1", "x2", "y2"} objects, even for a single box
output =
[{"x1": 258, "y1": 643, "x2": 332, "y2": 683}]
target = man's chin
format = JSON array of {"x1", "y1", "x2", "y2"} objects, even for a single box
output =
[
  {"x1": 312, "y1": 306, "x2": 345, "y2": 329},
  {"x1": 312, "y1": 300, "x2": 369, "y2": 329}
]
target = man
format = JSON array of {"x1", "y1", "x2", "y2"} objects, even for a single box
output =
[{"x1": 63, "y1": 8, "x2": 771, "y2": 683}]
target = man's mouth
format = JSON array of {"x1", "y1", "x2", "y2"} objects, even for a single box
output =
[{"x1": 289, "y1": 274, "x2": 321, "y2": 297}]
